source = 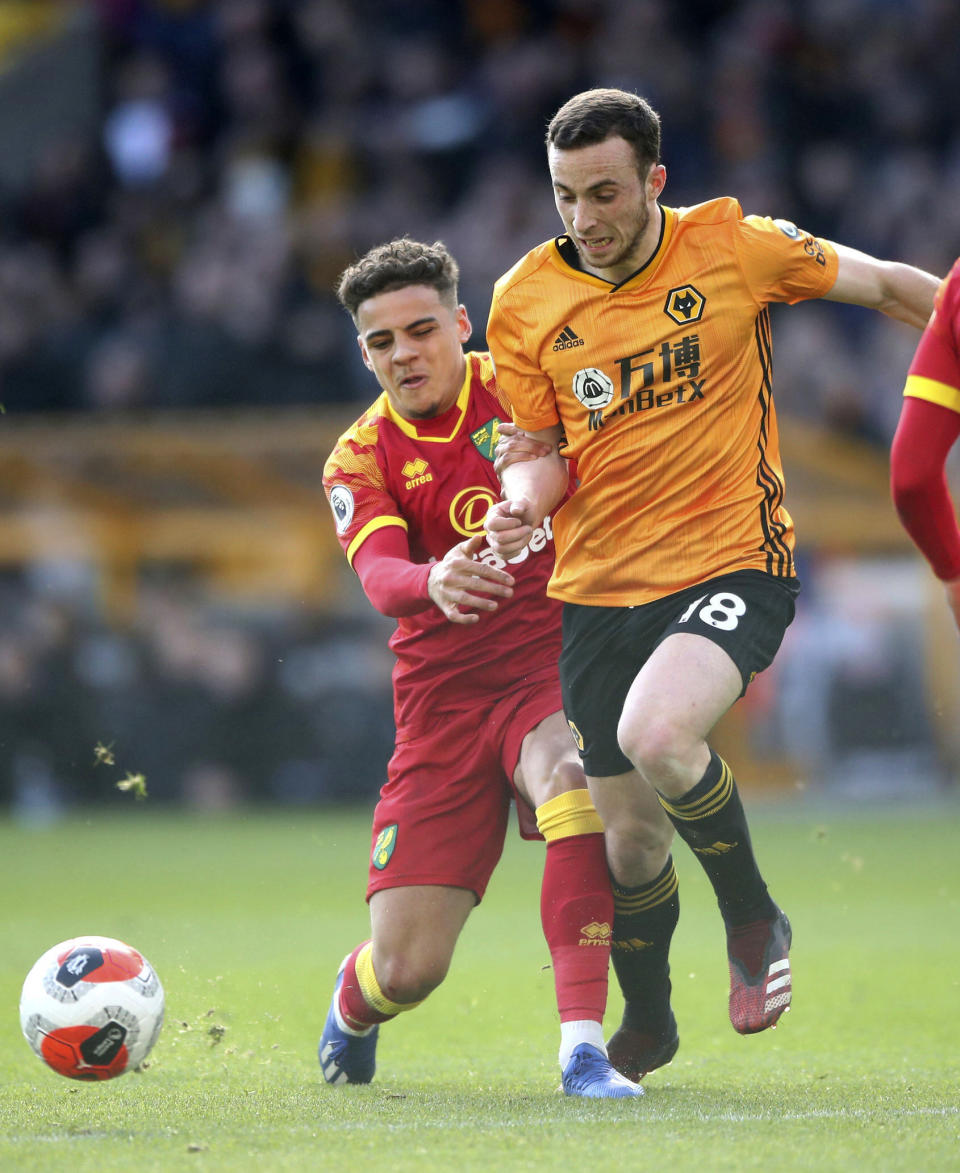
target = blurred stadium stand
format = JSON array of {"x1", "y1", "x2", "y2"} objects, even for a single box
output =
[
  {"x1": 0, "y1": 408, "x2": 356, "y2": 620},
  {"x1": 0, "y1": 3, "x2": 99, "y2": 193},
  {"x1": 1, "y1": 0, "x2": 959, "y2": 814}
]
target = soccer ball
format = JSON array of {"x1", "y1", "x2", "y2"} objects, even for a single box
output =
[{"x1": 19, "y1": 936, "x2": 165, "y2": 1080}]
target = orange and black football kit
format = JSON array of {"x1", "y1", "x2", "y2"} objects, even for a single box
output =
[{"x1": 488, "y1": 197, "x2": 838, "y2": 774}]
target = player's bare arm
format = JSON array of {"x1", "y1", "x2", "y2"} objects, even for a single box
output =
[
  {"x1": 486, "y1": 424, "x2": 568, "y2": 560},
  {"x1": 427, "y1": 532, "x2": 515, "y2": 625},
  {"x1": 824, "y1": 244, "x2": 939, "y2": 328},
  {"x1": 492, "y1": 421, "x2": 554, "y2": 480}
]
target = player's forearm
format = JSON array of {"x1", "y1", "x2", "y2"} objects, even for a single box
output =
[
  {"x1": 500, "y1": 453, "x2": 568, "y2": 525},
  {"x1": 874, "y1": 262, "x2": 940, "y2": 329},
  {"x1": 353, "y1": 541, "x2": 434, "y2": 618},
  {"x1": 830, "y1": 246, "x2": 939, "y2": 329},
  {"x1": 890, "y1": 396, "x2": 960, "y2": 580},
  {"x1": 893, "y1": 472, "x2": 960, "y2": 579}
]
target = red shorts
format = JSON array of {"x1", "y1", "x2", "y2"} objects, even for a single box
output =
[{"x1": 366, "y1": 668, "x2": 562, "y2": 903}]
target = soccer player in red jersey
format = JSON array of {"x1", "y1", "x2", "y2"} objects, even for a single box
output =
[
  {"x1": 318, "y1": 238, "x2": 641, "y2": 1097},
  {"x1": 891, "y1": 255, "x2": 960, "y2": 629}
]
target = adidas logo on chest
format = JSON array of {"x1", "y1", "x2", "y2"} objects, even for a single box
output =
[{"x1": 553, "y1": 325, "x2": 584, "y2": 351}]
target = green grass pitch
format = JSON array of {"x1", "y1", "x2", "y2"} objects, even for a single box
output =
[{"x1": 1, "y1": 801, "x2": 958, "y2": 1172}]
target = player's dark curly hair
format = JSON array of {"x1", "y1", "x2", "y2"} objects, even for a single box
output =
[
  {"x1": 547, "y1": 88, "x2": 662, "y2": 176},
  {"x1": 336, "y1": 238, "x2": 460, "y2": 320}
]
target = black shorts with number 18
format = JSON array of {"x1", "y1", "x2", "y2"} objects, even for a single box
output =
[{"x1": 559, "y1": 569, "x2": 800, "y2": 778}]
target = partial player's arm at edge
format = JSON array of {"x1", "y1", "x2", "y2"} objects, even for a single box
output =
[
  {"x1": 890, "y1": 394, "x2": 960, "y2": 630},
  {"x1": 823, "y1": 243, "x2": 939, "y2": 328}
]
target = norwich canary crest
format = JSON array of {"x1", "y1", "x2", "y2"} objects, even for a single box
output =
[
  {"x1": 470, "y1": 418, "x2": 501, "y2": 461},
  {"x1": 372, "y1": 824, "x2": 398, "y2": 870}
]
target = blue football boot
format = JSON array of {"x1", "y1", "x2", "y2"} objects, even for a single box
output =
[
  {"x1": 318, "y1": 965, "x2": 378, "y2": 1085},
  {"x1": 561, "y1": 1043, "x2": 644, "y2": 1098}
]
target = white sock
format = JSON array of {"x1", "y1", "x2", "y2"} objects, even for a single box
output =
[{"x1": 558, "y1": 1020, "x2": 606, "y2": 1069}]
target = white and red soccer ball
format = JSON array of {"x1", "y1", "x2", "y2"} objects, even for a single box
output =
[{"x1": 20, "y1": 936, "x2": 164, "y2": 1080}]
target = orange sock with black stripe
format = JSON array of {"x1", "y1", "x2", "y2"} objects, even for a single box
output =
[
  {"x1": 658, "y1": 750, "x2": 777, "y2": 928},
  {"x1": 336, "y1": 940, "x2": 424, "y2": 1033},
  {"x1": 536, "y1": 789, "x2": 612, "y2": 1036},
  {"x1": 610, "y1": 856, "x2": 679, "y2": 1036}
]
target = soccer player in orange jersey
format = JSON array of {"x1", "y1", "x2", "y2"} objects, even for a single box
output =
[
  {"x1": 484, "y1": 88, "x2": 939, "y2": 1079},
  {"x1": 891, "y1": 255, "x2": 960, "y2": 628},
  {"x1": 318, "y1": 238, "x2": 641, "y2": 1097}
]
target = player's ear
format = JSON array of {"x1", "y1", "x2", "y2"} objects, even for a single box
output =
[
  {"x1": 647, "y1": 163, "x2": 667, "y2": 200},
  {"x1": 357, "y1": 335, "x2": 375, "y2": 373},
  {"x1": 455, "y1": 305, "x2": 472, "y2": 343}
]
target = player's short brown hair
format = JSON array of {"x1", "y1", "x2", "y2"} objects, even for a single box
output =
[
  {"x1": 546, "y1": 88, "x2": 662, "y2": 176},
  {"x1": 336, "y1": 238, "x2": 460, "y2": 320}
]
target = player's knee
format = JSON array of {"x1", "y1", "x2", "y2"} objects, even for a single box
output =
[
  {"x1": 617, "y1": 714, "x2": 689, "y2": 787},
  {"x1": 604, "y1": 813, "x2": 674, "y2": 883},
  {"x1": 544, "y1": 756, "x2": 588, "y2": 801},
  {"x1": 374, "y1": 951, "x2": 449, "y2": 1005},
  {"x1": 603, "y1": 799, "x2": 674, "y2": 857},
  {"x1": 521, "y1": 751, "x2": 587, "y2": 808}
]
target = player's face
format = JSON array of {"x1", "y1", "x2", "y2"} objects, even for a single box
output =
[
  {"x1": 356, "y1": 285, "x2": 471, "y2": 420},
  {"x1": 549, "y1": 136, "x2": 666, "y2": 284}
]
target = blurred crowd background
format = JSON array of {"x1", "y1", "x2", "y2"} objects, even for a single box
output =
[
  {"x1": 2, "y1": 0, "x2": 959, "y2": 816},
  {"x1": 5, "y1": 0, "x2": 960, "y2": 426}
]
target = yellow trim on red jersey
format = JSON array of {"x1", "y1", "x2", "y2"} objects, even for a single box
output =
[
  {"x1": 474, "y1": 351, "x2": 497, "y2": 385},
  {"x1": 904, "y1": 374, "x2": 960, "y2": 413},
  {"x1": 382, "y1": 359, "x2": 473, "y2": 442},
  {"x1": 346, "y1": 514, "x2": 407, "y2": 567}
]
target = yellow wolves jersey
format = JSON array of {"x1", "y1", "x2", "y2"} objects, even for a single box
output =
[{"x1": 487, "y1": 197, "x2": 839, "y2": 605}]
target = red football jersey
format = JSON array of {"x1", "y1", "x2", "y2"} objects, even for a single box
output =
[
  {"x1": 323, "y1": 352, "x2": 569, "y2": 732},
  {"x1": 904, "y1": 256, "x2": 960, "y2": 412}
]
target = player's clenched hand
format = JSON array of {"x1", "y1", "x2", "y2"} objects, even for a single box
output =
[
  {"x1": 484, "y1": 499, "x2": 535, "y2": 561},
  {"x1": 494, "y1": 421, "x2": 553, "y2": 479},
  {"x1": 945, "y1": 576, "x2": 960, "y2": 632},
  {"x1": 427, "y1": 532, "x2": 515, "y2": 624}
]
